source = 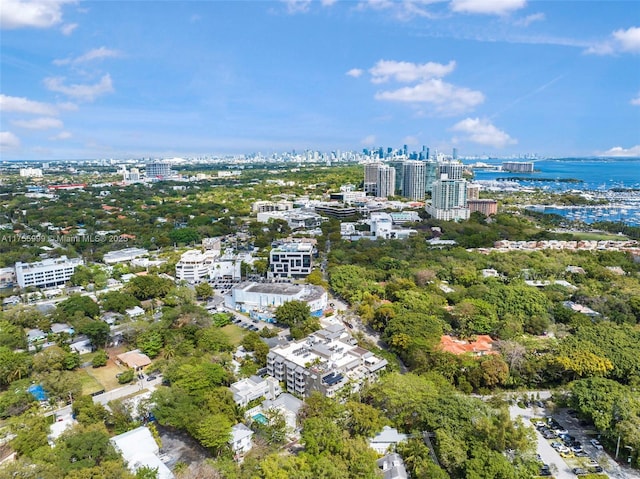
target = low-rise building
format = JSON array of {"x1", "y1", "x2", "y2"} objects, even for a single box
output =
[
  {"x1": 15, "y1": 256, "x2": 83, "y2": 289},
  {"x1": 229, "y1": 423, "x2": 254, "y2": 456},
  {"x1": 175, "y1": 249, "x2": 219, "y2": 284},
  {"x1": 438, "y1": 335, "x2": 496, "y2": 357},
  {"x1": 269, "y1": 241, "x2": 314, "y2": 279},
  {"x1": 111, "y1": 426, "x2": 174, "y2": 479},
  {"x1": 377, "y1": 453, "x2": 409, "y2": 479},
  {"x1": 266, "y1": 324, "x2": 387, "y2": 398},
  {"x1": 369, "y1": 426, "x2": 409, "y2": 454},
  {"x1": 225, "y1": 282, "x2": 327, "y2": 319},
  {"x1": 103, "y1": 248, "x2": 149, "y2": 264},
  {"x1": 230, "y1": 375, "x2": 281, "y2": 407},
  {"x1": 116, "y1": 349, "x2": 152, "y2": 371},
  {"x1": 468, "y1": 199, "x2": 498, "y2": 216}
]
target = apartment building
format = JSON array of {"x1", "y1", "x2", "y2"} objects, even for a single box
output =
[
  {"x1": 268, "y1": 242, "x2": 314, "y2": 279},
  {"x1": 266, "y1": 324, "x2": 387, "y2": 398}
]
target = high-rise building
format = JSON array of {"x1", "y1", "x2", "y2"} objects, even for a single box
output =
[
  {"x1": 466, "y1": 183, "x2": 481, "y2": 201},
  {"x1": 364, "y1": 162, "x2": 381, "y2": 195},
  {"x1": 426, "y1": 174, "x2": 470, "y2": 221},
  {"x1": 145, "y1": 161, "x2": 172, "y2": 179},
  {"x1": 402, "y1": 161, "x2": 426, "y2": 201},
  {"x1": 502, "y1": 161, "x2": 534, "y2": 173},
  {"x1": 377, "y1": 165, "x2": 396, "y2": 198},
  {"x1": 439, "y1": 161, "x2": 464, "y2": 180},
  {"x1": 423, "y1": 160, "x2": 439, "y2": 193},
  {"x1": 468, "y1": 199, "x2": 498, "y2": 216},
  {"x1": 452, "y1": 148, "x2": 458, "y2": 160},
  {"x1": 388, "y1": 161, "x2": 405, "y2": 195}
]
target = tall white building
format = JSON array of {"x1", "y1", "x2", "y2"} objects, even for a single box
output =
[
  {"x1": 426, "y1": 174, "x2": 470, "y2": 221},
  {"x1": 423, "y1": 160, "x2": 439, "y2": 193},
  {"x1": 15, "y1": 256, "x2": 83, "y2": 289},
  {"x1": 402, "y1": 161, "x2": 426, "y2": 200},
  {"x1": 376, "y1": 165, "x2": 395, "y2": 198},
  {"x1": 439, "y1": 161, "x2": 464, "y2": 180},
  {"x1": 175, "y1": 250, "x2": 219, "y2": 284},
  {"x1": 145, "y1": 161, "x2": 172, "y2": 179},
  {"x1": 19, "y1": 168, "x2": 43, "y2": 178}
]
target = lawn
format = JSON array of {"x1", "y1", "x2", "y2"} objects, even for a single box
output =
[
  {"x1": 77, "y1": 369, "x2": 104, "y2": 396},
  {"x1": 221, "y1": 324, "x2": 246, "y2": 346},
  {"x1": 567, "y1": 231, "x2": 628, "y2": 241},
  {"x1": 82, "y1": 347, "x2": 129, "y2": 392}
]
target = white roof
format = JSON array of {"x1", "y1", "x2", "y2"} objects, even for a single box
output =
[
  {"x1": 111, "y1": 426, "x2": 173, "y2": 479},
  {"x1": 230, "y1": 423, "x2": 253, "y2": 443}
]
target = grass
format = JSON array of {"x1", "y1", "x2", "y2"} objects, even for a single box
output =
[
  {"x1": 82, "y1": 347, "x2": 129, "y2": 392},
  {"x1": 221, "y1": 324, "x2": 247, "y2": 346},
  {"x1": 76, "y1": 369, "x2": 104, "y2": 395},
  {"x1": 566, "y1": 231, "x2": 628, "y2": 241}
]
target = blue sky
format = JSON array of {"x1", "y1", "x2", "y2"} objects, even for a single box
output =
[{"x1": 1, "y1": 0, "x2": 639, "y2": 160}]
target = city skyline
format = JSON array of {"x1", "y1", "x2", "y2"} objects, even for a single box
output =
[{"x1": 1, "y1": 0, "x2": 639, "y2": 161}]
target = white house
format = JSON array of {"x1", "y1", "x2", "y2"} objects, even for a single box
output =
[
  {"x1": 111, "y1": 426, "x2": 173, "y2": 479},
  {"x1": 230, "y1": 375, "x2": 281, "y2": 407},
  {"x1": 261, "y1": 393, "x2": 304, "y2": 434},
  {"x1": 369, "y1": 426, "x2": 409, "y2": 454},
  {"x1": 125, "y1": 306, "x2": 145, "y2": 318},
  {"x1": 229, "y1": 423, "x2": 253, "y2": 455}
]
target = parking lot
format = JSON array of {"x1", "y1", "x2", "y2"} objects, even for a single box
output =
[{"x1": 510, "y1": 401, "x2": 640, "y2": 479}]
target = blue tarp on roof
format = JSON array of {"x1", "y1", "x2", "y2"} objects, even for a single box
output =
[{"x1": 27, "y1": 384, "x2": 48, "y2": 401}]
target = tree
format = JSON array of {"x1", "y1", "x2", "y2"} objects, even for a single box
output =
[
  {"x1": 72, "y1": 395, "x2": 109, "y2": 426},
  {"x1": 126, "y1": 275, "x2": 173, "y2": 301},
  {"x1": 194, "y1": 414, "x2": 231, "y2": 454},
  {"x1": 56, "y1": 295, "x2": 100, "y2": 320},
  {"x1": 137, "y1": 330, "x2": 164, "y2": 358},
  {"x1": 117, "y1": 369, "x2": 135, "y2": 384},
  {"x1": 92, "y1": 350, "x2": 108, "y2": 368},
  {"x1": 54, "y1": 424, "x2": 121, "y2": 473},
  {"x1": 0, "y1": 319, "x2": 27, "y2": 349},
  {"x1": 194, "y1": 282, "x2": 213, "y2": 300},
  {"x1": 274, "y1": 300, "x2": 311, "y2": 327},
  {"x1": 80, "y1": 321, "x2": 111, "y2": 349},
  {"x1": 0, "y1": 347, "x2": 32, "y2": 386},
  {"x1": 196, "y1": 326, "x2": 232, "y2": 353},
  {"x1": 100, "y1": 291, "x2": 140, "y2": 314},
  {"x1": 33, "y1": 345, "x2": 67, "y2": 372}
]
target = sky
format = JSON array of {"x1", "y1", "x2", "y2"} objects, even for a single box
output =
[{"x1": 1, "y1": 0, "x2": 639, "y2": 160}]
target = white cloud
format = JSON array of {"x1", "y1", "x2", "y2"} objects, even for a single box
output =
[
  {"x1": 586, "y1": 26, "x2": 640, "y2": 55},
  {"x1": 450, "y1": 0, "x2": 526, "y2": 15},
  {"x1": 0, "y1": 131, "x2": 21, "y2": 148},
  {"x1": 60, "y1": 22, "x2": 77, "y2": 35},
  {"x1": 356, "y1": 0, "x2": 439, "y2": 20},
  {"x1": 599, "y1": 145, "x2": 640, "y2": 157},
  {"x1": 369, "y1": 59, "x2": 456, "y2": 83},
  {"x1": 0, "y1": 94, "x2": 58, "y2": 115},
  {"x1": 0, "y1": 0, "x2": 75, "y2": 29},
  {"x1": 54, "y1": 47, "x2": 121, "y2": 66},
  {"x1": 346, "y1": 68, "x2": 364, "y2": 78},
  {"x1": 361, "y1": 135, "x2": 377, "y2": 145},
  {"x1": 375, "y1": 79, "x2": 484, "y2": 114},
  {"x1": 321, "y1": 0, "x2": 338, "y2": 5},
  {"x1": 631, "y1": 93, "x2": 640, "y2": 106},
  {"x1": 44, "y1": 74, "x2": 114, "y2": 102},
  {"x1": 515, "y1": 12, "x2": 544, "y2": 27},
  {"x1": 613, "y1": 27, "x2": 640, "y2": 53},
  {"x1": 403, "y1": 135, "x2": 419, "y2": 146},
  {"x1": 283, "y1": 0, "x2": 312, "y2": 13},
  {"x1": 49, "y1": 131, "x2": 72, "y2": 140},
  {"x1": 451, "y1": 117, "x2": 516, "y2": 148},
  {"x1": 12, "y1": 117, "x2": 63, "y2": 130}
]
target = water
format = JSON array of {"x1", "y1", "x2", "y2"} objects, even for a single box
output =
[{"x1": 465, "y1": 158, "x2": 640, "y2": 226}]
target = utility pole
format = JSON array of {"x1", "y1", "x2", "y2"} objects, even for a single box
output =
[{"x1": 615, "y1": 434, "x2": 621, "y2": 459}]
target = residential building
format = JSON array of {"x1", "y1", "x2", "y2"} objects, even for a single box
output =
[
  {"x1": 388, "y1": 161, "x2": 405, "y2": 194},
  {"x1": 230, "y1": 376, "x2": 281, "y2": 407},
  {"x1": 364, "y1": 162, "x2": 381, "y2": 195},
  {"x1": 19, "y1": 167, "x2": 43, "y2": 177},
  {"x1": 423, "y1": 160, "x2": 439, "y2": 192},
  {"x1": 0, "y1": 267, "x2": 16, "y2": 288},
  {"x1": 425, "y1": 174, "x2": 470, "y2": 221},
  {"x1": 260, "y1": 393, "x2": 304, "y2": 434},
  {"x1": 466, "y1": 183, "x2": 481, "y2": 201},
  {"x1": 502, "y1": 161, "x2": 534, "y2": 173},
  {"x1": 251, "y1": 200, "x2": 293, "y2": 213},
  {"x1": 377, "y1": 453, "x2": 409, "y2": 479},
  {"x1": 369, "y1": 212, "x2": 417, "y2": 240},
  {"x1": 313, "y1": 204, "x2": 358, "y2": 219},
  {"x1": 229, "y1": 424, "x2": 254, "y2": 455},
  {"x1": 116, "y1": 350, "x2": 152, "y2": 371},
  {"x1": 377, "y1": 164, "x2": 396, "y2": 198},
  {"x1": 439, "y1": 160, "x2": 464, "y2": 180},
  {"x1": 402, "y1": 161, "x2": 426, "y2": 200},
  {"x1": 175, "y1": 249, "x2": 219, "y2": 284},
  {"x1": 269, "y1": 241, "x2": 314, "y2": 279},
  {"x1": 468, "y1": 199, "x2": 498, "y2": 216},
  {"x1": 15, "y1": 256, "x2": 83, "y2": 289},
  {"x1": 369, "y1": 426, "x2": 409, "y2": 454},
  {"x1": 266, "y1": 324, "x2": 387, "y2": 398},
  {"x1": 145, "y1": 161, "x2": 172, "y2": 179},
  {"x1": 111, "y1": 427, "x2": 174, "y2": 479},
  {"x1": 225, "y1": 282, "x2": 327, "y2": 318},
  {"x1": 438, "y1": 335, "x2": 496, "y2": 356}
]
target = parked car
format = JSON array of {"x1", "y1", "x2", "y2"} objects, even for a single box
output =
[
  {"x1": 551, "y1": 442, "x2": 563, "y2": 449},
  {"x1": 572, "y1": 468, "x2": 587, "y2": 476},
  {"x1": 590, "y1": 439, "x2": 604, "y2": 450},
  {"x1": 146, "y1": 375, "x2": 157, "y2": 381},
  {"x1": 588, "y1": 466, "x2": 603, "y2": 473}
]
